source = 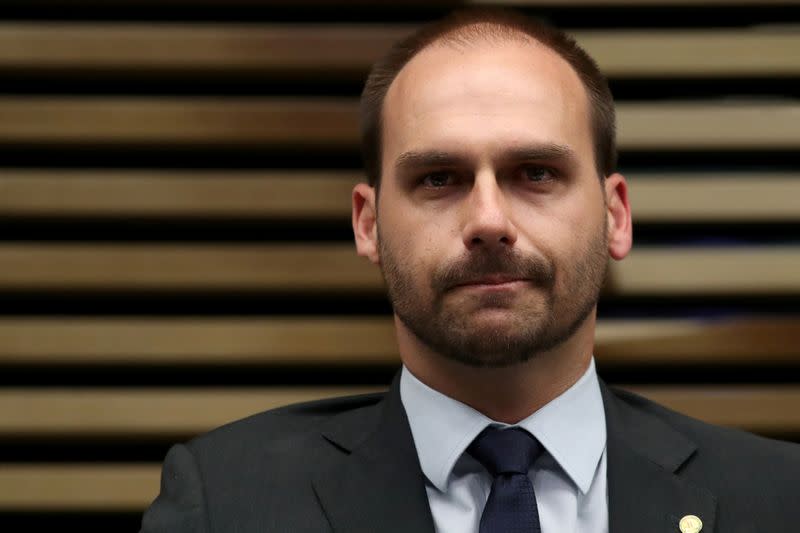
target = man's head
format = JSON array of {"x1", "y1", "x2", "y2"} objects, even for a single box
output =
[
  {"x1": 360, "y1": 8, "x2": 617, "y2": 190},
  {"x1": 352, "y1": 8, "x2": 632, "y2": 368}
]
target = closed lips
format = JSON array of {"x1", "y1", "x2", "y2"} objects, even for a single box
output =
[{"x1": 457, "y1": 276, "x2": 527, "y2": 286}]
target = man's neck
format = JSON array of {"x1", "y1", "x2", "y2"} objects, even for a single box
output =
[{"x1": 396, "y1": 315, "x2": 596, "y2": 424}]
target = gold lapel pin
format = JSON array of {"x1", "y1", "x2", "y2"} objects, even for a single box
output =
[{"x1": 679, "y1": 514, "x2": 703, "y2": 533}]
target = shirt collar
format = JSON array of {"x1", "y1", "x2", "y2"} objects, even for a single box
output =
[{"x1": 400, "y1": 357, "x2": 606, "y2": 495}]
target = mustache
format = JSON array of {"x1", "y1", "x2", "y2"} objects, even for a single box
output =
[{"x1": 431, "y1": 250, "x2": 556, "y2": 292}]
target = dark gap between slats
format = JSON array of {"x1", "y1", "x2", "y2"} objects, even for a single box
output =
[
  {"x1": 597, "y1": 295, "x2": 800, "y2": 320},
  {"x1": 0, "y1": 4, "x2": 798, "y2": 28},
  {"x1": 0, "y1": 512, "x2": 143, "y2": 532},
  {"x1": 0, "y1": 145, "x2": 365, "y2": 169},
  {"x1": 1, "y1": 425, "x2": 799, "y2": 463},
  {"x1": 3, "y1": 220, "x2": 800, "y2": 244},
  {"x1": 0, "y1": 363, "x2": 798, "y2": 387},
  {"x1": 1, "y1": 77, "x2": 798, "y2": 100},
  {"x1": 1, "y1": 147, "x2": 799, "y2": 170},
  {"x1": 0, "y1": 364, "x2": 401, "y2": 386},
  {"x1": 0, "y1": 439, "x2": 174, "y2": 462}
]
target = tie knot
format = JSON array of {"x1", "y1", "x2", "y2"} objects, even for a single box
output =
[{"x1": 468, "y1": 427, "x2": 543, "y2": 476}]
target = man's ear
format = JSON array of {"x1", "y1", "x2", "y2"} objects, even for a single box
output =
[
  {"x1": 352, "y1": 182, "x2": 380, "y2": 264},
  {"x1": 604, "y1": 172, "x2": 633, "y2": 261}
]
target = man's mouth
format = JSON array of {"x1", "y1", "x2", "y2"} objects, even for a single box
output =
[{"x1": 454, "y1": 275, "x2": 529, "y2": 288}]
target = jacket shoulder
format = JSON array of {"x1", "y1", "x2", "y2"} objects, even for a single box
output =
[
  {"x1": 144, "y1": 392, "x2": 388, "y2": 532},
  {"x1": 185, "y1": 391, "x2": 386, "y2": 459},
  {"x1": 611, "y1": 386, "x2": 799, "y2": 456},
  {"x1": 610, "y1": 386, "x2": 800, "y2": 491}
]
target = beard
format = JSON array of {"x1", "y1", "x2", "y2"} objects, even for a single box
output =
[{"x1": 378, "y1": 220, "x2": 608, "y2": 368}]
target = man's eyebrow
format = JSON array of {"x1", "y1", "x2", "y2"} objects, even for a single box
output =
[
  {"x1": 393, "y1": 144, "x2": 578, "y2": 172},
  {"x1": 394, "y1": 150, "x2": 470, "y2": 171},
  {"x1": 502, "y1": 144, "x2": 578, "y2": 163}
]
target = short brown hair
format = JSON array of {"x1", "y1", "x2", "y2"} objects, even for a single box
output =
[{"x1": 359, "y1": 7, "x2": 617, "y2": 188}]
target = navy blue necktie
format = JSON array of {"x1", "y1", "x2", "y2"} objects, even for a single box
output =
[{"x1": 468, "y1": 427, "x2": 543, "y2": 533}]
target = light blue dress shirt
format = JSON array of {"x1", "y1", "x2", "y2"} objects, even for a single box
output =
[{"x1": 400, "y1": 357, "x2": 608, "y2": 533}]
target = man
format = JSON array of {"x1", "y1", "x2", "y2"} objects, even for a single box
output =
[{"x1": 141, "y1": 8, "x2": 800, "y2": 533}]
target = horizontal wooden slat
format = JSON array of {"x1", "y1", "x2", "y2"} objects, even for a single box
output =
[
  {"x1": 0, "y1": 387, "x2": 380, "y2": 437},
  {"x1": 1, "y1": 25, "x2": 796, "y2": 77},
  {"x1": 0, "y1": 170, "x2": 362, "y2": 218},
  {"x1": 0, "y1": 244, "x2": 796, "y2": 294},
  {"x1": 0, "y1": 24, "x2": 399, "y2": 77},
  {"x1": 0, "y1": 98, "x2": 798, "y2": 150},
  {"x1": 0, "y1": 464, "x2": 160, "y2": 511},
  {"x1": 574, "y1": 30, "x2": 800, "y2": 77},
  {"x1": 616, "y1": 101, "x2": 800, "y2": 150},
  {"x1": 626, "y1": 173, "x2": 800, "y2": 222},
  {"x1": 594, "y1": 318, "x2": 800, "y2": 364},
  {"x1": 0, "y1": 317, "x2": 798, "y2": 365},
  {"x1": 0, "y1": 386, "x2": 797, "y2": 438},
  {"x1": 626, "y1": 386, "x2": 800, "y2": 434},
  {"x1": 0, "y1": 98, "x2": 358, "y2": 148},
  {"x1": 1, "y1": 170, "x2": 798, "y2": 221},
  {"x1": 0, "y1": 317, "x2": 399, "y2": 364},
  {"x1": 0, "y1": 244, "x2": 382, "y2": 291},
  {"x1": 610, "y1": 247, "x2": 800, "y2": 295}
]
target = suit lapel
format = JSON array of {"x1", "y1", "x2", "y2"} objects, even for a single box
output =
[
  {"x1": 312, "y1": 374, "x2": 436, "y2": 533},
  {"x1": 601, "y1": 382, "x2": 717, "y2": 533}
]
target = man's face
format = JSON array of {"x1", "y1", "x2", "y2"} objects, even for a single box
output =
[{"x1": 371, "y1": 37, "x2": 613, "y2": 368}]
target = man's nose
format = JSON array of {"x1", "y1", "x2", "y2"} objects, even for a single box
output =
[{"x1": 461, "y1": 174, "x2": 518, "y2": 251}]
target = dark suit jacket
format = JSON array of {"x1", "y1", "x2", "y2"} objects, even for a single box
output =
[{"x1": 140, "y1": 374, "x2": 800, "y2": 532}]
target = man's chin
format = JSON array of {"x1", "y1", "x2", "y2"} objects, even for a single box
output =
[
  {"x1": 438, "y1": 343, "x2": 541, "y2": 369},
  {"x1": 467, "y1": 306, "x2": 531, "y2": 321},
  {"x1": 445, "y1": 303, "x2": 547, "y2": 330},
  {"x1": 444, "y1": 286, "x2": 549, "y2": 312}
]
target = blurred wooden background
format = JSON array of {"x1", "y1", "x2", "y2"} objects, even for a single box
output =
[{"x1": 0, "y1": 0, "x2": 798, "y2": 530}]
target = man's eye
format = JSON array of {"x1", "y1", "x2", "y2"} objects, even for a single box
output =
[
  {"x1": 521, "y1": 166, "x2": 554, "y2": 183},
  {"x1": 421, "y1": 172, "x2": 455, "y2": 188}
]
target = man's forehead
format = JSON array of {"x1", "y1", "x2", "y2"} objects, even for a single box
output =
[
  {"x1": 381, "y1": 36, "x2": 591, "y2": 161},
  {"x1": 387, "y1": 32, "x2": 584, "y2": 104}
]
